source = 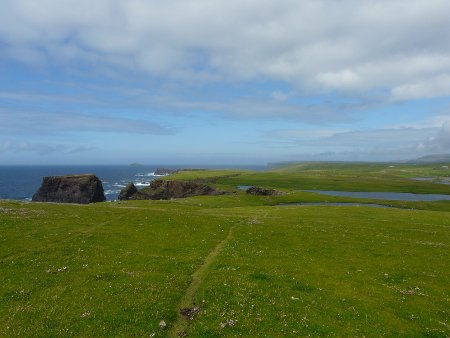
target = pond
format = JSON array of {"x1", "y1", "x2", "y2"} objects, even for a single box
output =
[
  {"x1": 278, "y1": 202, "x2": 392, "y2": 208},
  {"x1": 304, "y1": 190, "x2": 450, "y2": 201},
  {"x1": 237, "y1": 185, "x2": 253, "y2": 190}
]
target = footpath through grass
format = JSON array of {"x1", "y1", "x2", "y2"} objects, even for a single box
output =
[
  {"x1": 0, "y1": 201, "x2": 237, "y2": 337},
  {"x1": 191, "y1": 206, "x2": 450, "y2": 337}
]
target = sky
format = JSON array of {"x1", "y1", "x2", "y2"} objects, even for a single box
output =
[{"x1": 1, "y1": 0, "x2": 450, "y2": 165}]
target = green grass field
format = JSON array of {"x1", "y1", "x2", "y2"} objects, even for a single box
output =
[{"x1": 1, "y1": 163, "x2": 449, "y2": 337}]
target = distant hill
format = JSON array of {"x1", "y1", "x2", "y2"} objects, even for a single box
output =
[
  {"x1": 409, "y1": 154, "x2": 450, "y2": 163},
  {"x1": 129, "y1": 162, "x2": 144, "y2": 167}
]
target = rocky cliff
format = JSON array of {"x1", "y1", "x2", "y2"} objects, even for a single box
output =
[
  {"x1": 117, "y1": 182, "x2": 138, "y2": 200},
  {"x1": 32, "y1": 174, "x2": 106, "y2": 204},
  {"x1": 118, "y1": 179, "x2": 220, "y2": 200},
  {"x1": 154, "y1": 168, "x2": 180, "y2": 176}
]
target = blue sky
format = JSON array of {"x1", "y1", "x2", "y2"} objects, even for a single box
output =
[{"x1": 1, "y1": 0, "x2": 450, "y2": 165}]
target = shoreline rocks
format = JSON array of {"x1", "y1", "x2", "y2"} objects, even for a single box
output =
[
  {"x1": 32, "y1": 174, "x2": 106, "y2": 204},
  {"x1": 154, "y1": 168, "x2": 180, "y2": 176},
  {"x1": 153, "y1": 168, "x2": 208, "y2": 176},
  {"x1": 118, "y1": 179, "x2": 222, "y2": 200},
  {"x1": 117, "y1": 182, "x2": 138, "y2": 200}
]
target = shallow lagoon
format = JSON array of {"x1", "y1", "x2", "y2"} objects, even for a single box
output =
[
  {"x1": 278, "y1": 202, "x2": 392, "y2": 208},
  {"x1": 304, "y1": 190, "x2": 450, "y2": 201}
]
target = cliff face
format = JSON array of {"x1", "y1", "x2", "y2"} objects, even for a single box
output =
[
  {"x1": 32, "y1": 174, "x2": 106, "y2": 204},
  {"x1": 154, "y1": 168, "x2": 180, "y2": 176},
  {"x1": 118, "y1": 179, "x2": 219, "y2": 200}
]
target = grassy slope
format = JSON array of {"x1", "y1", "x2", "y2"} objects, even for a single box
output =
[
  {"x1": 215, "y1": 163, "x2": 450, "y2": 194},
  {"x1": 0, "y1": 201, "x2": 238, "y2": 337},
  {"x1": 192, "y1": 206, "x2": 449, "y2": 337},
  {"x1": 1, "y1": 162, "x2": 449, "y2": 337}
]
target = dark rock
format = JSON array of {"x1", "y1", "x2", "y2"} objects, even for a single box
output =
[
  {"x1": 32, "y1": 174, "x2": 106, "y2": 204},
  {"x1": 246, "y1": 186, "x2": 284, "y2": 196},
  {"x1": 154, "y1": 168, "x2": 180, "y2": 176},
  {"x1": 180, "y1": 307, "x2": 200, "y2": 320},
  {"x1": 118, "y1": 182, "x2": 138, "y2": 200},
  {"x1": 129, "y1": 179, "x2": 221, "y2": 200}
]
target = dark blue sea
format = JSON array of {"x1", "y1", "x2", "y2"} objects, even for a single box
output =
[{"x1": 0, "y1": 165, "x2": 265, "y2": 201}]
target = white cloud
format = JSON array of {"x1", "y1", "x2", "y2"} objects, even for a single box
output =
[
  {"x1": 0, "y1": 139, "x2": 96, "y2": 155},
  {"x1": 391, "y1": 74, "x2": 450, "y2": 101},
  {"x1": 265, "y1": 118, "x2": 450, "y2": 161},
  {"x1": 0, "y1": 108, "x2": 173, "y2": 135},
  {"x1": 419, "y1": 120, "x2": 450, "y2": 151},
  {"x1": 388, "y1": 115, "x2": 450, "y2": 129},
  {"x1": 0, "y1": 91, "x2": 81, "y2": 103},
  {"x1": 265, "y1": 129, "x2": 345, "y2": 141},
  {"x1": 316, "y1": 69, "x2": 361, "y2": 91},
  {"x1": 1, "y1": 0, "x2": 450, "y2": 99},
  {"x1": 145, "y1": 95, "x2": 356, "y2": 123},
  {"x1": 271, "y1": 91, "x2": 290, "y2": 102},
  {"x1": 266, "y1": 126, "x2": 436, "y2": 148}
]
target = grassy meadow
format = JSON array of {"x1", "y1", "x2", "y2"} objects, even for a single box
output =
[{"x1": 1, "y1": 162, "x2": 449, "y2": 337}]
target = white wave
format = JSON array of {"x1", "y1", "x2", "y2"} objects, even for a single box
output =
[
  {"x1": 113, "y1": 184, "x2": 126, "y2": 188},
  {"x1": 104, "y1": 189, "x2": 121, "y2": 195},
  {"x1": 134, "y1": 182, "x2": 151, "y2": 187},
  {"x1": 136, "y1": 172, "x2": 156, "y2": 177}
]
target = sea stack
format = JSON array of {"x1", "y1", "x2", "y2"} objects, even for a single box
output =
[
  {"x1": 117, "y1": 182, "x2": 138, "y2": 200},
  {"x1": 32, "y1": 174, "x2": 106, "y2": 204}
]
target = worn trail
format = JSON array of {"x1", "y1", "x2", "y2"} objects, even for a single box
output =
[{"x1": 169, "y1": 224, "x2": 236, "y2": 337}]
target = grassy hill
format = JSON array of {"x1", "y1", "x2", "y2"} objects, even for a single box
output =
[
  {"x1": 409, "y1": 154, "x2": 450, "y2": 163},
  {"x1": 1, "y1": 163, "x2": 449, "y2": 337}
]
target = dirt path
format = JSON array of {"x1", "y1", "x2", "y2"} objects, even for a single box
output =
[{"x1": 168, "y1": 224, "x2": 236, "y2": 337}]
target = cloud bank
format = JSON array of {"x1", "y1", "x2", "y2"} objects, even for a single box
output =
[
  {"x1": 0, "y1": 108, "x2": 173, "y2": 135},
  {"x1": 0, "y1": 139, "x2": 96, "y2": 155},
  {"x1": 1, "y1": 1, "x2": 450, "y2": 164},
  {"x1": 265, "y1": 117, "x2": 450, "y2": 161},
  {"x1": 1, "y1": 0, "x2": 450, "y2": 100}
]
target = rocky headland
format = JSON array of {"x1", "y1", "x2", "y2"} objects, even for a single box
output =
[
  {"x1": 118, "y1": 179, "x2": 222, "y2": 200},
  {"x1": 154, "y1": 168, "x2": 180, "y2": 176},
  {"x1": 154, "y1": 168, "x2": 208, "y2": 176},
  {"x1": 32, "y1": 174, "x2": 106, "y2": 204}
]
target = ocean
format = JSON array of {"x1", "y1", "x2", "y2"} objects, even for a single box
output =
[{"x1": 0, "y1": 165, "x2": 265, "y2": 201}]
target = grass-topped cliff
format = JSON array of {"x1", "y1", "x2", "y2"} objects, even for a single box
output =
[{"x1": 1, "y1": 162, "x2": 449, "y2": 337}]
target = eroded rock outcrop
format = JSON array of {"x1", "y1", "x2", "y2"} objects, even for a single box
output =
[
  {"x1": 119, "y1": 179, "x2": 221, "y2": 200},
  {"x1": 117, "y1": 182, "x2": 138, "y2": 200},
  {"x1": 154, "y1": 168, "x2": 180, "y2": 176},
  {"x1": 154, "y1": 168, "x2": 207, "y2": 176},
  {"x1": 246, "y1": 186, "x2": 284, "y2": 196},
  {"x1": 32, "y1": 174, "x2": 106, "y2": 204}
]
